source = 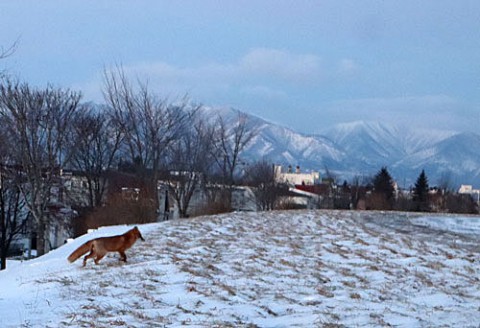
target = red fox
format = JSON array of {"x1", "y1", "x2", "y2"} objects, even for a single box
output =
[{"x1": 67, "y1": 226, "x2": 145, "y2": 266}]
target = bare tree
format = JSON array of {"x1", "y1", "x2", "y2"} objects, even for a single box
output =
[
  {"x1": 211, "y1": 112, "x2": 257, "y2": 210},
  {"x1": 103, "y1": 67, "x2": 192, "y2": 204},
  {"x1": 0, "y1": 78, "x2": 81, "y2": 255},
  {"x1": 210, "y1": 112, "x2": 257, "y2": 208},
  {"x1": 350, "y1": 175, "x2": 363, "y2": 209},
  {"x1": 207, "y1": 112, "x2": 257, "y2": 211},
  {"x1": 437, "y1": 171, "x2": 455, "y2": 194},
  {"x1": 243, "y1": 159, "x2": 282, "y2": 211},
  {"x1": 67, "y1": 104, "x2": 123, "y2": 208},
  {"x1": 318, "y1": 166, "x2": 338, "y2": 209},
  {"x1": 166, "y1": 113, "x2": 215, "y2": 217}
]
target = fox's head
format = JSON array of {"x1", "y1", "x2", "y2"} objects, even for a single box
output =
[{"x1": 133, "y1": 226, "x2": 145, "y2": 241}]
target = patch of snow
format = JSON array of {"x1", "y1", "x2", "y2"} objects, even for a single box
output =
[
  {"x1": 0, "y1": 211, "x2": 479, "y2": 327},
  {"x1": 412, "y1": 215, "x2": 480, "y2": 236}
]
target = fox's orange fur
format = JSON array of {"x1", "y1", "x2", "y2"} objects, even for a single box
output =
[{"x1": 68, "y1": 226, "x2": 145, "y2": 266}]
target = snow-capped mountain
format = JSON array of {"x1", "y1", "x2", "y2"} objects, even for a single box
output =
[
  {"x1": 394, "y1": 132, "x2": 480, "y2": 186},
  {"x1": 206, "y1": 107, "x2": 480, "y2": 187},
  {"x1": 323, "y1": 121, "x2": 454, "y2": 164}
]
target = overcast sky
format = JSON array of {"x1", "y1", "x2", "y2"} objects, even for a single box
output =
[{"x1": 1, "y1": 1, "x2": 479, "y2": 134}]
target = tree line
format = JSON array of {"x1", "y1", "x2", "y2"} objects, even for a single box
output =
[
  {"x1": 346, "y1": 167, "x2": 477, "y2": 213},
  {"x1": 0, "y1": 68, "x2": 256, "y2": 269}
]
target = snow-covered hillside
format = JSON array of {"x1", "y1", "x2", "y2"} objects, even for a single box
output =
[{"x1": 1, "y1": 211, "x2": 479, "y2": 327}]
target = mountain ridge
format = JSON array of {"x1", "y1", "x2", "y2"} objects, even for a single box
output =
[{"x1": 206, "y1": 107, "x2": 480, "y2": 188}]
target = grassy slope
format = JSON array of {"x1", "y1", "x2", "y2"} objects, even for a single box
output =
[{"x1": 1, "y1": 210, "x2": 479, "y2": 327}]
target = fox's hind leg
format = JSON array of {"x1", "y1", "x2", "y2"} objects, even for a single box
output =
[
  {"x1": 94, "y1": 251, "x2": 106, "y2": 265},
  {"x1": 118, "y1": 251, "x2": 127, "y2": 262},
  {"x1": 83, "y1": 248, "x2": 96, "y2": 267}
]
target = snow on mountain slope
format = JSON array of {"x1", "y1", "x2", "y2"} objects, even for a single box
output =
[
  {"x1": 395, "y1": 132, "x2": 480, "y2": 183},
  {"x1": 245, "y1": 122, "x2": 345, "y2": 169},
  {"x1": 1, "y1": 211, "x2": 479, "y2": 327},
  {"x1": 433, "y1": 132, "x2": 480, "y2": 171},
  {"x1": 323, "y1": 121, "x2": 454, "y2": 163},
  {"x1": 246, "y1": 116, "x2": 478, "y2": 185},
  {"x1": 200, "y1": 106, "x2": 346, "y2": 170},
  {"x1": 196, "y1": 107, "x2": 479, "y2": 185}
]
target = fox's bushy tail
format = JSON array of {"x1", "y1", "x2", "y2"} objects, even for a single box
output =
[{"x1": 67, "y1": 241, "x2": 92, "y2": 263}]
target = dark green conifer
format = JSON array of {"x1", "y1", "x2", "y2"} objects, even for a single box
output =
[
  {"x1": 373, "y1": 166, "x2": 394, "y2": 201},
  {"x1": 413, "y1": 169, "x2": 430, "y2": 212}
]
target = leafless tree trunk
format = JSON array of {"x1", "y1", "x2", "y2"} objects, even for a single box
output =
[
  {"x1": 0, "y1": 78, "x2": 80, "y2": 256},
  {"x1": 0, "y1": 171, "x2": 29, "y2": 270},
  {"x1": 67, "y1": 104, "x2": 123, "y2": 208},
  {"x1": 0, "y1": 126, "x2": 29, "y2": 270}
]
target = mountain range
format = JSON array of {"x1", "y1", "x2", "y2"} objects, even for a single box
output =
[{"x1": 205, "y1": 107, "x2": 480, "y2": 189}]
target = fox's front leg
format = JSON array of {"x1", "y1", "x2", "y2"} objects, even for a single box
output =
[{"x1": 119, "y1": 251, "x2": 127, "y2": 262}]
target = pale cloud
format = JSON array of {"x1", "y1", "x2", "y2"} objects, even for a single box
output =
[
  {"x1": 104, "y1": 61, "x2": 237, "y2": 101},
  {"x1": 83, "y1": 48, "x2": 327, "y2": 106},
  {"x1": 337, "y1": 58, "x2": 359, "y2": 77},
  {"x1": 240, "y1": 85, "x2": 289, "y2": 100},
  {"x1": 121, "y1": 48, "x2": 324, "y2": 86},
  {"x1": 240, "y1": 48, "x2": 323, "y2": 83},
  {"x1": 79, "y1": 55, "x2": 474, "y2": 135}
]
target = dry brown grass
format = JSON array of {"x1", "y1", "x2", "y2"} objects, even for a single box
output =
[
  {"x1": 342, "y1": 280, "x2": 356, "y2": 288},
  {"x1": 317, "y1": 286, "x2": 335, "y2": 298},
  {"x1": 350, "y1": 293, "x2": 361, "y2": 299}
]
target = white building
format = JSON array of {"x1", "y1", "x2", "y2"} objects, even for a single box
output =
[
  {"x1": 458, "y1": 184, "x2": 480, "y2": 203},
  {"x1": 274, "y1": 165, "x2": 320, "y2": 186}
]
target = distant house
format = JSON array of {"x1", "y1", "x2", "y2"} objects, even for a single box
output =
[
  {"x1": 458, "y1": 184, "x2": 480, "y2": 203},
  {"x1": 61, "y1": 170, "x2": 95, "y2": 208},
  {"x1": 458, "y1": 184, "x2": 478, "y2": 194},
  {"x1": 271, "y1": 165, "x2": 326, "y2": 208},
  {"x1": 285, "y1": 186, "x2": 321, "y2": 209}
]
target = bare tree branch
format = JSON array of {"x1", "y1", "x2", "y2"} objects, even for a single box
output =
[
  {"x1": 67, "y1": 104, "x2": 123, "y2": 208},
  {"x1": 0, "y1": 39, "x2": 18, "y2": 60},
  {"x1": 103, "y1": 66, "x2": 196, "y2": 212},
  {"x1": 166, "y1": 112, "x2": 215, "y2": 217}
]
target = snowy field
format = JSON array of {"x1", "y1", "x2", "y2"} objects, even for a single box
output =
[{"x1": 0, "y1": 210, "x2": 479, "y2": 327}]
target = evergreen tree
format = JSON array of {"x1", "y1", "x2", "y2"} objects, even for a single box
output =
[
  {"x1": 373, "y1": 167, "x2": 394, "y2": 199},
  {"x1": 413, "y1": 169, "x2": 430, "y2": 211},
  {"x1": 371, "y1": 166, "x2": 395, "y2": 209}
]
